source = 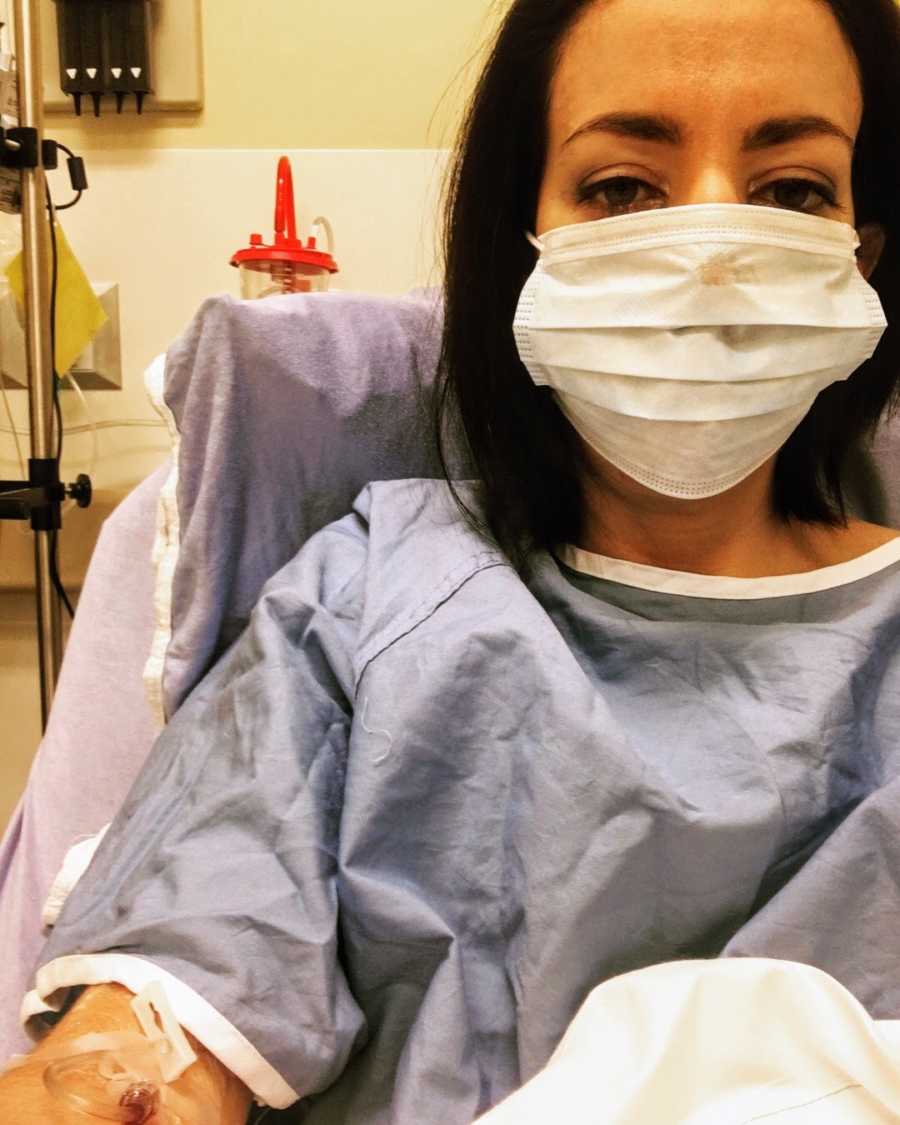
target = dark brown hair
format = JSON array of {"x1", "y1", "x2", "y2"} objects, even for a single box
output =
[{"x1": 434, "y1": 0, "x2": 900, "y2": 573}]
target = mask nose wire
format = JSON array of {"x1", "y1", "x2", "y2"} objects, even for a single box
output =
[{"x1": 526, "y1": 231, "x2": 544, "y2": 253}]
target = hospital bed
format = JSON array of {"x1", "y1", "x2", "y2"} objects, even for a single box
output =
[{"x1": 0, "y1": 287, "x2": 898, "y2": 1077}]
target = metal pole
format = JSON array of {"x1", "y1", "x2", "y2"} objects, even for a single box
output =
[{"x1": 14, "y1": 0, "x2": 61, "y2": 728}]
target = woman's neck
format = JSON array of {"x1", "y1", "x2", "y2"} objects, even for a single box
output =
[{"x1": 576, "y1": 451, "x2": 890, "y2": 578}]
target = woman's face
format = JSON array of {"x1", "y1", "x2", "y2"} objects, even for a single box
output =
[{"x1": 536, "y1": 0, "x2": 885, "y2": 278}]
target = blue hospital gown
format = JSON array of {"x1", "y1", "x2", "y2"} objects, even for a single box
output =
[{"x1": 26, "y1": 479, "x2": 900, "y2": 1123}]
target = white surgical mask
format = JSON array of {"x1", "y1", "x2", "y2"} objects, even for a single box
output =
[{"x1": 513, "y1": 203, "x2": 888, "y2": 499}]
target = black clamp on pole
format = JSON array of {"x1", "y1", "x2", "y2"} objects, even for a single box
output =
[
  {"x1": 0, "y1": 125, "x2": 40, "y2": 168},
  {"x1": 0, "y1": 461, "x2": 92, "y2": 527},
  {"x1": 0, "y1": 127, "x2": 63, "y2": 172}
]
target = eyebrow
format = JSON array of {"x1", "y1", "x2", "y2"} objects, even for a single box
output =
[{"x1": 562, "y1": 112, "x2": 856, "y2": 153}]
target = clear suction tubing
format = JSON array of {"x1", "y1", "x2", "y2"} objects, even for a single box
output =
[
  {"x1": 4, "y1": 983, "x2": 202, "y2": 1122},
  {"x1": 230, "y1": 155, "x2": 339, "y2": 299}
]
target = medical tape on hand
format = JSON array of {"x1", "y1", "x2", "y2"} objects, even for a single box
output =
[
  {"x1": 130, "y1": 980, "x2": 196, "y2": 1082},
  {"x1": 30, "y1": 981, "x2": 200, "y2": 1122}
]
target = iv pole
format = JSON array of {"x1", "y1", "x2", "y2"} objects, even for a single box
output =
[
  {"x1": 0, "y1": 1, "x2": 92, "y2": 729},
  {"x1": 15, "y1": 0, "x2": 62, "y2": 725}
]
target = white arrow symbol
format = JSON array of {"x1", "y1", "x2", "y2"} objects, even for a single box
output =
[
  {"x1": 130, "y1": 67, "x2": 141, "y2": 78},
  {"x1": 66, "y1": 67, "x2": 77, "y2": 79},
  {"x1": 111, "y1": 67, "x2": 122, "y2": 79},
  {"x1": 86, "y1": 67, "x2": 97, "y2": 78}
]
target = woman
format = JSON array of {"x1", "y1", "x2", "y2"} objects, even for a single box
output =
[
  {"x1": 3, "y1": 0, "x2": 900, "y2": 1122},
  {"x1": 437, "y1": 0, "x2": 898, "y2": 577}
]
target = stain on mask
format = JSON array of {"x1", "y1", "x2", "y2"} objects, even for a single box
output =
[{"x1": 697, "y1": 251, "x2": 758, "y2": 286}]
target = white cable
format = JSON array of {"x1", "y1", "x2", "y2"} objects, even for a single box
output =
[
  {"x1": 0, "y1": 373, "x2": 33, "y2": 539},
  {"x1": 0, "y1": 369, "x2": 26, "y2": 477},
  {"x1": 69, "y1": 418, "x2": 166, "y2": 435},
  {"x1": 0, "y1": 417, "x2": 167, "y2": 437},
  {"x1": 60, "y1": 371, "x2": 98, "y2": 514},
  {"x1": 63, "y1": 371, "x2": 98, "y2": 479}
]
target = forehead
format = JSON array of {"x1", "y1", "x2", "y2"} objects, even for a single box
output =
[{"x1": 550, "y1": 0, "x2": 862, "y2": 142}]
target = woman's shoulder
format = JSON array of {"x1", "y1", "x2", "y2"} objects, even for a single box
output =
[
  {"x1": 358, "y1": 477, "x2": 502, "y2": 565},
  {"x1": 850, "y1": 520, "x2": 900, "y2": 547},
  {"x1": 266, "y1": 479, "x2": 497, "y2": 608},
  {"x1": 354, "y1": 477, "x2": 489, "y2": 544},
  {"x1": 335, "y1": 478, "x2": 521, "y2": 671},
  {"x1": 361, "y1": 476, "x2": 482, "y2": 508},
  {"x1": 806, "y1": 519, "x2": 900, "y2": 568},
  {"x1": 281, "y1": 477, "x2": 503, "y2": 603},
  {"x1": 255, "y1": 478, "x2": 506, "y2": 667}
]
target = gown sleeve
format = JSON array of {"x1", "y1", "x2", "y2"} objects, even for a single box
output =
[{"x1": 19, "y1": 493, "x2": 376, "y2": 1111}]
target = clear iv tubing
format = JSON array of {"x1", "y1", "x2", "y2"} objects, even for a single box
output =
[
  {"x1": 1, "y1": 417, "x2": 167, "y2": 437},
  {"x1": 3, "y1": 1036, "x2": 272, "y2": 1124},
  {"x1": 40, "y1": 1035, "x2": 197, "y2": 1123},
  {"x1": 44, "y1": 1051, "x2": 164, "y2": 1123},
  {"x1": 0, "y1": 359, "x2": 26, "y2": 477},
  {"x1": 312, "y1": 215, "x2": 334, "y2": 256},
  {"x1": 32, "y1": 978, "x2": 203, "y2": 1124},
  {"x1": 41, "y1": 1046, "x2": 277, "y2": 1123},
  {"x1": 0, "y1": 986, "x2": 207, "y2": 1122}
]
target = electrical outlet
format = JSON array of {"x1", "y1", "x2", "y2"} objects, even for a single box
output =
[
  {"x1": 0, "y1": 281, "x2": 121, "y2": 389},
  {"x1": 40, "y1": 0, "x2": 203, "y2": 114}
]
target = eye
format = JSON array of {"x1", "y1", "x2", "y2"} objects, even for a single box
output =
[
  {"x1": 576, "y1": 176, "x2": 838, "y2": 215},
  {"x1": 758, "y1": 178, "x2": 838, "y2": 212},
  {"x1": 576, "y1": 176, "x2": 660, "y2": 213}
]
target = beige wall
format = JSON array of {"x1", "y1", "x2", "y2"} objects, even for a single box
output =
[
  {"x1": 48, "y1": 0, "x2": 504, "y2": 152},
  {"x1": 0, "y1": 146, "x2": 452, "y2": 588}
]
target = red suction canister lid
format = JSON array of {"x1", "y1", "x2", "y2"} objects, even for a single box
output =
[{"x1": 230, "y1": 156, "x2": 339, "y2": 272}]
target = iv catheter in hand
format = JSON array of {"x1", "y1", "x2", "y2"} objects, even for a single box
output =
[{"x1": 3, "y1": 982, "x2": 201, "y2": 1122}]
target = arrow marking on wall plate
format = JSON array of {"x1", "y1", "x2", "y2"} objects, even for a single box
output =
[
  {"x1": 66, "y1": 67, "x2": 77, "y2": 78},
  {"x1": 111, "y1": 67, "x2": 122, "y2": 78},
  {"x1": 130, "y1": 67, "x2": 142, "y2": 77},
  {"x1": 86, "y1": 67, "x2": 97, "y2": 78}
]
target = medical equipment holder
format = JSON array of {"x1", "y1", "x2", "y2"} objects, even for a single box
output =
[
  {"x1": 0, "y1": 0, "x2": 76, "y2": 725},
  {"x1": 0, "y1": 467, "x2": 91, "y2": 522},
  {"x1": 0, "y1": 123, "x2": 93, "y2": 528}
]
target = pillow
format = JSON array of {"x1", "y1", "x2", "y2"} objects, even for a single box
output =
[
  {"x1": 144, "y1": 290, "x2": 471, "y2": 724},
  {"x1": 144, "y1": 289, "x2": 900, "y2": 726}
]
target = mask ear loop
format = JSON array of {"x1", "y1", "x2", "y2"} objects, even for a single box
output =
[{"x1": 526, "y1": 231, "x2": 544, "y2": 253}]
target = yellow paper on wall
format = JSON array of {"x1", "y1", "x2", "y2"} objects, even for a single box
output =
[{"x1": 5, "y1": 223, "x2": 107, "y2": 375}]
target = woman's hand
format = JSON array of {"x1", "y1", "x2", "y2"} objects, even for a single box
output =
[{"x1": 0, "y1": 983, "x2": 253, "y2": 1124}]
